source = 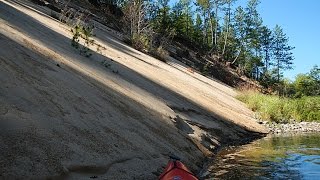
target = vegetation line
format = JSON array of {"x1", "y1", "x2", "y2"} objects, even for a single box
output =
[{"x1": 237, "y1": 91, "x2": 320, "y2": 123}]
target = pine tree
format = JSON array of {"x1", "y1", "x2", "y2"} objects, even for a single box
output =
[
  {"x1": 244, "y1": 0, "x2": 263, "y2": 79},
  {"x1": 196, "y1": 0, "x2": 214, "y2": 48},
  {"x1": 194, "y1": 13, "x2": 204, "y2": 45},
  {"x1": 232, "y1": 6, "x2": 247, "y2": 65},
  {"x1": 171, "y1": 0, "x2": 194, "y2": 41},
  {"x1": 152, "y1": 0, "x2": 171, "y2": 34},
  {"x1": 272, "y1": 25, "x2": 294, "y2": 81},
  {"x1": 260, "y1": 26, "x2": 274, "y2": 73},
  {"x1": 221, "y1": 0, "x2": 236, "y2": 56}
]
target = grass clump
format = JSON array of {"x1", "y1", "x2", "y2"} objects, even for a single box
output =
[{"x1": 237, "y1": 91, "x2": 320, "y2": 123}]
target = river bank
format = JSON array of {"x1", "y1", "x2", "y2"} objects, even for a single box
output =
[{"x1": 260, "y1": 121, "x2": 320, "y2": 134}]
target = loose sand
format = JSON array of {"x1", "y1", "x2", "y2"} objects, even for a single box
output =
[{"x1": 0, "y1": 0, "x2": 267, "y2": 179}]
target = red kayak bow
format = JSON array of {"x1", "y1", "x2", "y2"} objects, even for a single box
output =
[{"x1": 159, "y1": 157, "x2": 198, "y2": 180}]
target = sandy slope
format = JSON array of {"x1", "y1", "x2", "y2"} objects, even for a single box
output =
[{"x1": 0, "y1": 0, "x2": 267, "y2": 179}]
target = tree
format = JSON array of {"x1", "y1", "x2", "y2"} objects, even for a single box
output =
[
  {"x1": 309, "y1": 65, "x2": 320, "y2": 95},
  {"x1": 194, "y1": 13, "x2": 204, "y2": 45},
  {"x1": 309, "y1": 65, "x2": 320, "y2": 83},
  {"x1": 221, "y1": 0, "x2": 236, "y2": 56},
  {"x1": 171, "y1": 0, "x2": 193, "y2": 38},
  {"x1": 272, "y1": 25, "x2": 294, "y2": 81},
  {"x1": 196, "y1": 0, "x2": 214, "y2": 47},
  {"x1": 294, "y1": 74, "x2": 315, "y2": 97},
  {"x1": 207, "y1": 0, "x2": 226, "y2": 53},
  {"x1": 122, "y1": 0, "x2": 153, "y2": 50},
  {"x1": 213, "y1": 0, "x2": 222, "y2": 48},
  {"x1": 232, "y1": 6, "x2": 246, "y2": 65},
  {"x1": 294, "y1": 65, "x2": 320, "y2": 97},
  {"x1": 151, "y1": 0, "x2": 171, "y2": 34},
  {"x1": 219, "y1": 25, "x2": 238, "y2": 61},
  {"x1": 260, "y1": 26, "x2": 274, "y2": 73},
  {"x1": 244, "y1": 0, "x2": 263, "y2": 79},
  {"x1": 181, "y1": 0, "x2": 193, "y2": 37}
]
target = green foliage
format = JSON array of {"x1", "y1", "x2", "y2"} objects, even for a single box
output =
[
  {"x1": 71, "y1": 24, "x2": 94, "y2": 57},
  {"x1": 171, "y1": 0, "x2": 193, "y2": 38},
  {"x1": 294, "y1": 74, "x2": 315, "y2": 97},
  {"x1": 296, "y1": 97, "x2": 320, "y2": 121},
  {"x1": 265, "y1": 65, "x2": 320, "y2": 97},
  {"x1": 151, "y1": 0, "x2": 172, "y2": 34},
  {"x1": 293, "y1": 65, "x2": 320, "y2": 97},
  {"x1": 71, "y1": 25, "x2": 81, "y2": 49},
  {"x1": 202, "y1": 62, "x2": 211, "y2": 75},
  {"x1": 272, "y1": 25, "x2": 294, "y2": 81},
  {"x1": 237, "y1": 91, "x2": 320, "y2": 123},
  {"x1": 193, "y1": 14, "x2": 203, "y2": 44},
  {"x1": 131, "y1": 33, "x2": 151, "y2": 51},
  {"x1": 309, "y1": 65, "x2": 320, "y2": 82},
  {"x1": 257, "y1": 65, "x2": 320, "y2": 97}
]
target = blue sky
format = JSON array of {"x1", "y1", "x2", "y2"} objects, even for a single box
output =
[{"x1": 253, "y1": 0, "x2": 320, "y2": 80}]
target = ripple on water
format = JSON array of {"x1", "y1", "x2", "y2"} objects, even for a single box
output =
[{"x1": 205, "y1": 133, "x2": 320, "y2": 180}]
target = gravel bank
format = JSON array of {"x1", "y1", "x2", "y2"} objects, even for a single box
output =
[{"x1": 261, "y1": 121, "x2": 320, "y2": 134}]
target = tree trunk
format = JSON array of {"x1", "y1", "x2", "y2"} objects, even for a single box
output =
[
  {"x1": 186, "y1": 11, "x2": 189, "y2": 37},
  {"x1": 222, "y1": 2, "x2": 231, "y2": 55},
  {"x1": 214, "y1": 0, "x2": 218, "y2": 47},
  {"x1": 208, "y1": 10, "x2": 214, "y2": 48},
  {"x1": 264, "y1": 50, "x2": 268, "y2": 73},
  {"x1": 203, "y1": 13, "x2": 209, "y2": 46},
  {"x1": 137, "y1": 6, "x2": 141, "y2": 36},
  {"x1": 232, "y1": 48, "x2": 241, "y2": 64},
  {"x1": 277, "y1": 58, "x2": 280, "y2": 82}
]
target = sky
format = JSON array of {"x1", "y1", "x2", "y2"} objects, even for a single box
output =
[{"x1": 252, "y1": 0, "x2": 320, "y2": 80}]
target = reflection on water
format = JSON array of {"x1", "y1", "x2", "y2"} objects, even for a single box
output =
[{"x1": 205, "y1": 133, "x2": 320, "y2": 179}]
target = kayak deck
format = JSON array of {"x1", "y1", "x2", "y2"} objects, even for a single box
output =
[{"x1": 159, "y1": 158, "x2": 198, "y2": 180}]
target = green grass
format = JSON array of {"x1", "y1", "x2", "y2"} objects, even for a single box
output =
[{"x1": 237, "y1": 91, "x2": 320, "y2": 123}]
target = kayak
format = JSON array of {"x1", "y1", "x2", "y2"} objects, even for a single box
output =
[{"x1": 159, "y1": 157, "x2": 198, "y2": 180}]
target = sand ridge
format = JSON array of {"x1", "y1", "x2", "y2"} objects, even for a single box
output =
[{"x1": 0, "y1": 0, "x2": 267, "y2": 179}]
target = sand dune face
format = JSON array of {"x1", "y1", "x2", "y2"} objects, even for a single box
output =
[{"x1": 0, "y1": 0, "x2": 267, "y2": 179}]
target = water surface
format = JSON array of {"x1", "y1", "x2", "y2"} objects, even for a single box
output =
[{"x1": 205, "y1": 133, "x2": 320, "y2": 179}]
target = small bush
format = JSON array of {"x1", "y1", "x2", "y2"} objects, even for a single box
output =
[
  {"x1": 131, "y1": 34, "x2": 150, "y2": 52},
  {"x1": 202, "y1": 62, "x2": 211, "y2": 75},
  {"x1": 71, "y1": 24, "x2": 94, "y2": 57},
  {"x1": 237, "y1": 91, "x2": 320, "y2": 123},
  {"x1": 71, "y1": 25, "x2": 81, "y2": 49}
]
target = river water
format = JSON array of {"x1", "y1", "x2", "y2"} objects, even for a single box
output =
[{"x1": 204, "y1": 133, "x2": 320, "y2": 179}]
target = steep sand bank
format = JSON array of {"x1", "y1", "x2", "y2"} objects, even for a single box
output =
[{"x1": 0, "y1": 0, "x2": 267, "y2": 179}]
